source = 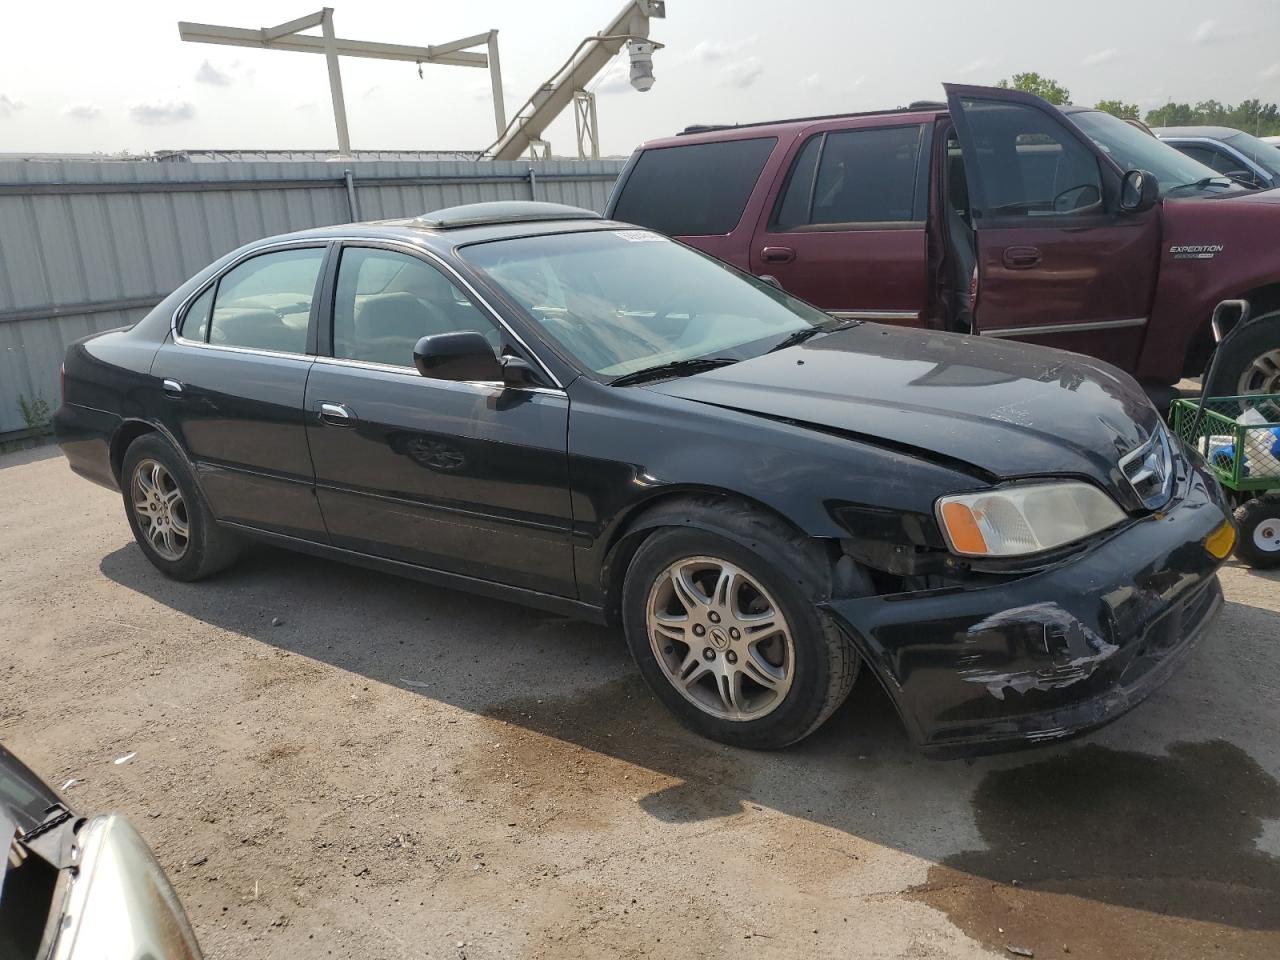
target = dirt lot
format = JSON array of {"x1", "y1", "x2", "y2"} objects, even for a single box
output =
[{"x1": 2, "y1": 444, "x2": 1279, "y2": 960}]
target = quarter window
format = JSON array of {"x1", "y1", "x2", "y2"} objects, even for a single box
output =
[
  {"x1": 774, "y1": 125, "x2": 924, "y2": 229},
  {"x1": 612, "y1": 137, "x2": 777, "y2": 236},
  {"x1": 206, "y1": 248, "x2": 325, "y2": 354},
  {"x1": 958, "y1": 98, "x2": 1103, "y2": 218},
  {"x1": 332, "y1": 247, "x2": 500, "y2": 368},
  {"x1": 179, "y1": 285, "x2": 214, "y2": 341}
]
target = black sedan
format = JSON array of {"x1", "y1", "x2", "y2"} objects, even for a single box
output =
[{"x1": 55, "y1": 201, "x2": 1236, "y2": 754}]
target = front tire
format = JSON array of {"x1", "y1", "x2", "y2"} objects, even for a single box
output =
[
  {"x1": 121, "y1": 433, "x2": 240, "y2": 581},
  {"x1": 1233, "y1": 497, "x2": 1280, "y2": 569},
  {"x1": 621, "y1": 511, "x2": 858, "y2": 750},
  {"x1": 1204, "y1": 310, "x2": 1280, "y2": 398}
]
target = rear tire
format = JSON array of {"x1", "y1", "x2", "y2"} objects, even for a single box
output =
[
  {"x1": 1204, "y1": 311, "x2": 1280, "y2": 397},
  {"x1": 620, "y1": 503, "x2": 858, "y2": 749},
  {"x1": 121, "y1": 433, "x2": 240, "y2": 581},
  {"x1": 1233, "y1": 497, "x2": 1280, "y2": 569}
]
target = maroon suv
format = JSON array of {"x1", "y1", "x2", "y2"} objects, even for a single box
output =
[{"x1": 606, "y1": 83, "x2": 1280, "y2": 402}]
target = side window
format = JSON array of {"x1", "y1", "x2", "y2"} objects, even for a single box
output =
[
  {"x1": 774, "y1": 125, "x2": 923, "y2": 228},
  {"x1": 333, "y1": 247, "x2": 499, "y2": 368},
  {"x1": 179, "y1": 285, "x2": 214, "y2": 341},
  {"x1": 207, "y1": 248, "x2": 324, "y2": 354},
  {"x1": 612, "y1": 137, "x2": 777, "y2": 236},
  {"x1": 958, "y1": 98, "x2": 1102, "y2": 218}
]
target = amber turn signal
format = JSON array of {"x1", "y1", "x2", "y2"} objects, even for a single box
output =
[{"x1": 1204, "y1": 520, "x2": 1236, "y2": 560}]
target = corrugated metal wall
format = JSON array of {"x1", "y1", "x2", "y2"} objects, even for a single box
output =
[{"x1": 0, "y1": 158, "x2": 625, "y2": 438}]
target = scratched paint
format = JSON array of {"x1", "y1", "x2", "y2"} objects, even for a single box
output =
[{"x1": 961, "y1": 602, "x2": 1119, "y2": 700}]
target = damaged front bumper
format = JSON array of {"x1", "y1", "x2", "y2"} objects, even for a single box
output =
[{"x1": 824, "y1": 455, "x2": 1230, "y2": 757}]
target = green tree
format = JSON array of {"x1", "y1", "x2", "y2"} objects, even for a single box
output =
[
  {"x1": 1144, "y1": 99, "x2": 1280, "y2": 136},
  {"x1": 1094, "y1": 99, "x2": 1140, "y2": 120},
  {"x1": 996, "y1": 72, "x2": 1071, "y2": 105}
]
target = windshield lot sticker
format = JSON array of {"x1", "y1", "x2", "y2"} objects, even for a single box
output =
[
  {"x1": 1169, "y1": 244, "x2": 1224, "y2": 260},
  {"x1": 615, "y1": 230, "x2": 668, "y2": 242}
]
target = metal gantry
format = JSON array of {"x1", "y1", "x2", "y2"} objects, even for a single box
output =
[{"x1": 177, "y1": 8, "x2": 507, "y2": 156}]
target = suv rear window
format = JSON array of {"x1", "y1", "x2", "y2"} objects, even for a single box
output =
[
  {"x1": 774, "y1": 125, "x2": 925, "y2": 229},
  {"x1": 612, "y1": 137, "x2": 777, "y2": 236}
]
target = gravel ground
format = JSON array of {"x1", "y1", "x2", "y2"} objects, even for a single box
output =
[{"x1": 2, "y1": 444, "x2": 1278, "y2": 960}]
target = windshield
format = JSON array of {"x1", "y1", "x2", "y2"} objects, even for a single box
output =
[
  {"x1": 460, "y1": 230, "x2": 830, "y2": 378},
  {"x1": 1070, "y1": 110, "x2": 1243, "y2": 196},
  {"x1": 1225, "y1": 131, "x2": 1280, "y2": 178}
]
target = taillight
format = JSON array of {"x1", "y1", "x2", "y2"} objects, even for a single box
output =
[{"x1": 969, "y1": 264, "x2": 979, "y2": 311}]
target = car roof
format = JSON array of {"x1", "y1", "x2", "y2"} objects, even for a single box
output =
[
  {"x1": 1153, "y1": 126, "x2": 1243, "y2": 140},
  {"x1": 256, "y1": 201, "x2": 629, "y2": 254},
  {"x1": 641, "y1": 105, "x2": 947, "y2": 150}
]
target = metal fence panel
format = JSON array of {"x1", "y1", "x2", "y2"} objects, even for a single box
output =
[{"x1": 0, "y1": 157, "x2": 624, "y2": 437}]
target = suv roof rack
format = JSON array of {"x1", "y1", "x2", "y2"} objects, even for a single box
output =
[
  {"x1": 676, "y1": 103, "x2": 947, "y2": 137},
  {"x1": 415, "y1": 201, "x2": 602, "y2": 230}
]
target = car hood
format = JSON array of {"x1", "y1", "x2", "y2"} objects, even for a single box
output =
[{"x1": 646, "y1": 324, "x2": 1160, "y2": 505}]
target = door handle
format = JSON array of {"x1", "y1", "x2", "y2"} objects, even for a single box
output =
[
  {"x1": 1002, "y1": 245, "x2": 1042, "y2": 269},
  {"x1": 317, "y1": 401, "x2": 355, "y2": 426},
  {"x1": 760, "y1": 246, "x2": 796, "y2": 264},
  {"x1": 162, "y1": 378, "x2": 184, "y2": 398}
]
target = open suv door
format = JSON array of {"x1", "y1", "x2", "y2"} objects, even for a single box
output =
[{"x1": 943, "y1": 83, "x2": 1162, "y2": 371}]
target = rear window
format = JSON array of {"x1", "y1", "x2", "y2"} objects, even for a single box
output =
[{"x1": 612, "y1": 137, "x2": 776, "y2": 236}]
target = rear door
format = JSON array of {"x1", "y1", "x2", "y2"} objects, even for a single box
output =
[
  {"x1": 151, "y1": 243, "x2": 329, "y2": 539},
  {"x1": 749, "y1": 122, "x2": 932, "y2": 326},
  {"x1": 945, "y1": 84, "x2": 1161, "y2": 370}
]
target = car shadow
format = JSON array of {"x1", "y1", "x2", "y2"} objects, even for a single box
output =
[{"x1": 99, "y1": 540, "x2": 1280, "y2": 946}]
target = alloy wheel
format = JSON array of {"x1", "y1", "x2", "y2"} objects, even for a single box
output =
[
  {"x1": 131, "y1": 459, "x2": 189, "y2": 561},
  {"x1": 646, "y1": 555, "x2": 795, "y2": 721},
  {"x1": 1237, "y1": 347, "x2": 1280, "y2": 396}
]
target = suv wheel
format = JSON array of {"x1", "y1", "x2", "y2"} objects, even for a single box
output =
[
  {"x1": 1204, "y1": 310, "x2": 1280, "y2": 397},
  {"x1": 121, "y1": 433, "x2": 240, "y2": 581},
  {"x1": 620, "y1": 508, "x2": 859, "y2": 749}
]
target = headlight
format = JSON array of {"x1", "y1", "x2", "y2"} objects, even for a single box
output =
[{"x1": 936, "y1": 481, "x2": 1126, "y2": 557}]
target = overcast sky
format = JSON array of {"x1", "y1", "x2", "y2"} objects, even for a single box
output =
[{"x1": 2, "y1": 0, "x2": 1279, "y2": 156}]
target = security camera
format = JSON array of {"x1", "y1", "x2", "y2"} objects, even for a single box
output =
[{"x1": 628, "y1": 39, "x2": 656, "y2": 92}]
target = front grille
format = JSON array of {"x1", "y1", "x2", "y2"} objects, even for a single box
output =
[{"x1": 1119, "y1": 423, "x2": 1175, "y2": 510}]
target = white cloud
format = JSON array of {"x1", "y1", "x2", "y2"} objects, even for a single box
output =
[
  {"x1": 800, "y1": 73, "x2": 822, "y2": 91},
  {"x1": 1260, "y1": 63, "x2": 1280, "y2": 81},
  {"x1": 194, "y1": 60, "x2": 233, "y2": 86},
  {"x1": 129, "y1": 100, "x2": 195, "y2": 125},
  {"x1": 1191, "y1": 20, "x2": 1227, "y2": 44},
  {"x1": 720, "y1": 56, "x2": 764, "y2": 89},
  {"x1": 957, "y1": 57, "x2": 997, "y2": 76},
  {"x1": 0, "y1": 94, "x2": 25, "y2": 118},
  {"x1": 63, "y1": 103, "x2": 100, "y2": 121},
  {"x1": 691, "y1": 37, "x2": 756, "y2": 63},
  {"x1": 1082, "y1": 48, "x2": 1117, "y2": 66}
]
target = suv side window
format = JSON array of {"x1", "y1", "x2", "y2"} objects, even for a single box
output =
[
  {"x1": 612, "y1": 137, "x2": 777, "y2": 236},
  {"x1": 332, "y1": 247, "x2": 500, "y2": 368},
  {"x1": 774, "y1": 125, "x2": 924, "y2": 229},
  {"x1": 207, "y1": 248, "x2": 325, "y2": 354},
  {"x1": 957, "y1": 97, "x2": 1102, "y2": 219}
]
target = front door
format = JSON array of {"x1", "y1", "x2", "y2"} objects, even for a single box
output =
[
  {"x1": 304, "y1": 243, "x2": 576, "y2": 597},
  {"x1": 945, "y1": 84, "x2": 1161, "y2": 371},
  {"x1": 750, "y1": 122, "x2": 931, "y2": 326},
  {"x1": 151, "y1": 244, "x2": 329, "y2": 539}
]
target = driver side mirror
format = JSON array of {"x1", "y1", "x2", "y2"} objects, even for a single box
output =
[
  {"x1": 413, "y1": 331, "x2": 549, "y2": 389},
  {"x1": 1119, "y1": 169, "x2": 1159, "y2": 213}
]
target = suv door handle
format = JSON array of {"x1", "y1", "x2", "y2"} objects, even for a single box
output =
[
  {"x1": 760, "y1": 246, "x2": 796, "y2": 264},
  {"x1": 317, "y1": 401, "x2": 355, "y2": 426},
  {"x1": 1002, "y1": 245, "x2": 1042, "y2": 269}
]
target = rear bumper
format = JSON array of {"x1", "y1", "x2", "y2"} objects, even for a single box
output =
[
  {"x1": 824, "y1": 455, "x2": 1230, "y2": 757},
  {"x1": 54, "y1": 402, "x2": 121, "y2": 491}
]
